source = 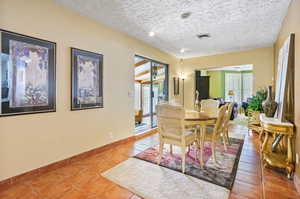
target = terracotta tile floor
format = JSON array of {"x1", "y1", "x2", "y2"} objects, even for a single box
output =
[{"x1": 1, "y1": 124, "x2": 300, "y2": 199}]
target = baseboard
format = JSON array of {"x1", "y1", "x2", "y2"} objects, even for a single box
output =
[
  {"x1": 135, "y1": 127, "x2": 158, "y2": 139},
  {"x1": 0, "y1": 128, "x2": 157, "y2": 190},
  {"x1": 294, "y1": 173, "x2": 300, "y2": 195}
]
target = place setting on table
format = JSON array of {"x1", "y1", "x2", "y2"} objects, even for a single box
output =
[{"x1": 102, "y1": 100, "x2": 245, "y2": 199}]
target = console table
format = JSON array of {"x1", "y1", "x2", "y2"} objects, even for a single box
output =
[{"x1": 260, "y1": 114, "x2": 295, "y2": 178}]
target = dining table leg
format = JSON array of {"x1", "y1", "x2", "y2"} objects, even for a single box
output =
[
  {"x1": 195, "y1": 126, "x2": 200, "y2": 161},
  {"x1": 199, "y1": 125, "x2": 206, "y2": 168}
]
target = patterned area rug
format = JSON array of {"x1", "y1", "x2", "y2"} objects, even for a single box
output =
[
  {"x1": 102, "y1": 158, "x2": 230, "y2": 199},
  {"x1": 134, "y1": 137, "x2": 244, "y2": 190}
]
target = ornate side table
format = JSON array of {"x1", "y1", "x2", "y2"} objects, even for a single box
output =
[{"x1": 260, "y1": 114, "x2": 295, "y2": 178}]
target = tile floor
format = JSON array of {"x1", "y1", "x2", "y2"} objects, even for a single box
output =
[{"x1": 0, "y1": 124, "x2": 299, "y2": 199}]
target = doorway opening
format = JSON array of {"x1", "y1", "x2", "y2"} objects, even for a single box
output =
[
  {"x1": 134, "y1": 55, "x2": 168, "y2": 134},
  {"x1": 195, "y1": 64, "x2": 253, "y2": 122},
  {"x1": 198, "y1": 64, "x2": 253, "y2": 105}
]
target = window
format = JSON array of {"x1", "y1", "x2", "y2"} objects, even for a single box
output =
[
  {"x1": 142, "y1": 85, "x2": 150, "y2": 115},
  {"x1": 225, "y1": 72, "x2": 253, "y2": 103},
  {"x1": 134, "y1": 83, "x2": 141, "y2": 110},
  {"x1": 242, "y1": 73, "x2": 253, "y2": 102},
  {"x1": 225, "y1": 73, "x2": 242, "y2": 102}
]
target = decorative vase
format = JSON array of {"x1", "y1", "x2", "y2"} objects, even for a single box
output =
[{"x1": 262, "y1": 86, "x2": 278, "y2": 117}]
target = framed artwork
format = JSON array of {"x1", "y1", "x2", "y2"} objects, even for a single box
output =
[
  {"x1": 173, "y1": 77, "x2": 179, "y2": 95},
  {"x1": 71, "y1": 48, "x2": 103, "y2": 110},
  {"x1": 0, "y1": 30, "x2": 56, "y2": 116},
  {"x1": 275, "y1": 34, "x2": 294, "y2": 121}
]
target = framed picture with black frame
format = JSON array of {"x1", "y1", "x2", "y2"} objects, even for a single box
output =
[
  {"x1": 71, "y1": 48, "x2": 103, "y2": 111},
  {"x1": 0, "y1": 29, "x2": 56, "y2": 117}
]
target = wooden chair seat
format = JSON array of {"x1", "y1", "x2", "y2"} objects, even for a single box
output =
[{"x1": 161, "y1": 130, "x2": 195, "y2": 144}]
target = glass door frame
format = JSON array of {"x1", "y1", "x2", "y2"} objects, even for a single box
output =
[{"x1": 135, "y1": 55, "x2": 169, "y2": 129}]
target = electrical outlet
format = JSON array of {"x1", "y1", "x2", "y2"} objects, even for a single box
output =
[{"x1": 296, "y1": 153, "x2": 299, "y2": 165}]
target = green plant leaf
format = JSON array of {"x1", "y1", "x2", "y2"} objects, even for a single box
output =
[{"x1": 247, "y1": 88, "x2": 267, "y2": 112}]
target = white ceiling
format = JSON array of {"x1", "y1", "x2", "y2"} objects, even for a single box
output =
[{"x1": 52, "y1": 0, "x2": 291, "y2": 58}]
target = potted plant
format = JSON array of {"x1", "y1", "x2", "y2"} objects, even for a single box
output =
[
  {"x1": 246, "y1": 88, "x2": 267, "y2": 129},
  {"x1": 247, "y1": 88, "x2": 267, "y2": 113}
]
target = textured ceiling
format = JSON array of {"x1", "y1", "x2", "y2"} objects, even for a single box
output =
[{"x1": 52, "y1": 0, "x2": 291, "y2": 58}]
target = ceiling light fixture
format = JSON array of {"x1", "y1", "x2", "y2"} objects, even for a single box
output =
[
  {"x1": 148, "y1": 31, "x2": 155, "y2": 37},
  {"x1": 180, "y1": 48, "x2": 185, "y2": 53},
  {"x1": 181, "y1": 12, "x2": 192, "y2": 19},
  {"x1": 196, "y1": 33, "x2": 211, "y2": 39}
]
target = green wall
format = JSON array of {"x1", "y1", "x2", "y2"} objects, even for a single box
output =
[
  {"x1": 207, "y1": 71, "x2": 225, "y2": 99},
  {"x1": 207, "y1": 70, "x2": 253, "y2": 99}
]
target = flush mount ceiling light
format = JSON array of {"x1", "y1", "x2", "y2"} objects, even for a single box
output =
[
  {"x1": 180, "y1": 48, "x2": 185, "y2": 53},
  {"x1": 181, "y1": 12, "x2": 192, "y2": 19},
  {"x1": 148, "y1": 31, "x2": 155, "y2": 37},
  {"x1": 196, "y1": 33, "x2": 211, "y2": 39}
]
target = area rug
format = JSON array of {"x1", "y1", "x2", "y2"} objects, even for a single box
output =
[
  {"x1": 231, "y1": 114, "x2": 248, "y2": 127},
  {"x1": 102, "y1": 158, "x2": 230, "y2": 199},
  {"x1": 134, "y1": 135, "x2": 244, "y2": 190}
]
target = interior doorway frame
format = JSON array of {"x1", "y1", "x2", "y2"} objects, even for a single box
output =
[{"x1": 134, "y1": 54, "x2": 169, "y2": 132}]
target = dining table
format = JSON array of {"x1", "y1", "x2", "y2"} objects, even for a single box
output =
[{"x1": 184, "y1": 110, "x2": 217, "y2": 166}]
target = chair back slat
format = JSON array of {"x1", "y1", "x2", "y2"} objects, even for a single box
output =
[
  {"x1": 156, "y1": 104, "x2": 185, "y2": 138},
  {"x1": 213, "y1": 104, "x2": 228, "y2": 138},
  {"x1": 224, "y1": 103, "x2": 235, "y2": 127},
  {"x1": 200, "y1": 99, "x2": 220, "y2": 117}
]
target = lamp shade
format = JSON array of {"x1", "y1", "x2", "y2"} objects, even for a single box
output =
[{"x1": 228, "y1": 90, "x2": 235, "y2": 96}]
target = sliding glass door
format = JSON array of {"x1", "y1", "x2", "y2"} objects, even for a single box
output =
[
  {"x1": 151, "y1": 61, "x2": 168, "y2": 127},
  {"x1": 134, "y1": 55, "x2": 168, "y2": 133}
]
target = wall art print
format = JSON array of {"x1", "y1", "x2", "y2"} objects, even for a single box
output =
[
  {"x1": 71, "y1": 48, "x2": 103, "y2": 110},
  {"x1": 275, "y1": 34, "x2": 294, "y2": 122},
  {"x1": 0, "y1": 30, "x2": 56, "y2": 116}
]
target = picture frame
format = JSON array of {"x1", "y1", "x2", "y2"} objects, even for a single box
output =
[
  {"x1": 173, "y1": 77, "x2": 180, "y2": 95},
  {"x1": 275, "y1": 34, "x2": 294, "y2": 121},
  {"x1": 0, "y1": 29, "x2": 56, "y2": 116},
  {"x1": 71, "y1": 48, "x2": 103, "y2": 110}
]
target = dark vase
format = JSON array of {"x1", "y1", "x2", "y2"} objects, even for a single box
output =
[{"x1": 262, "y1": 86, "x2": 278, "y2": 117}]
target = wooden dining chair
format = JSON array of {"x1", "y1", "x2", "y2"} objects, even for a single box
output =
[
  {"x1": 199, "y1": 105, "x2": 227, "y2": 165},
  {"x1": 156, "y1": 103, "x2": 196, "y2": 173},
  {"x1": 222, "y1": 103, "x2": 235, "y2": 147},
  {"x1": 200, "y1": 99, "x2": 220, "y2": 117}
]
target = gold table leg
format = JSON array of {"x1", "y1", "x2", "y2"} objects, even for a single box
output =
[
  {"x1": 287, "y1": 135, "x2": 294, "y2": 178},
  {"x1": 261, "y1": 132, "x2": 269, "y2": 153},
  {"x1": 260, "y1": 119, "x2": 295, "y2": 179}
]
